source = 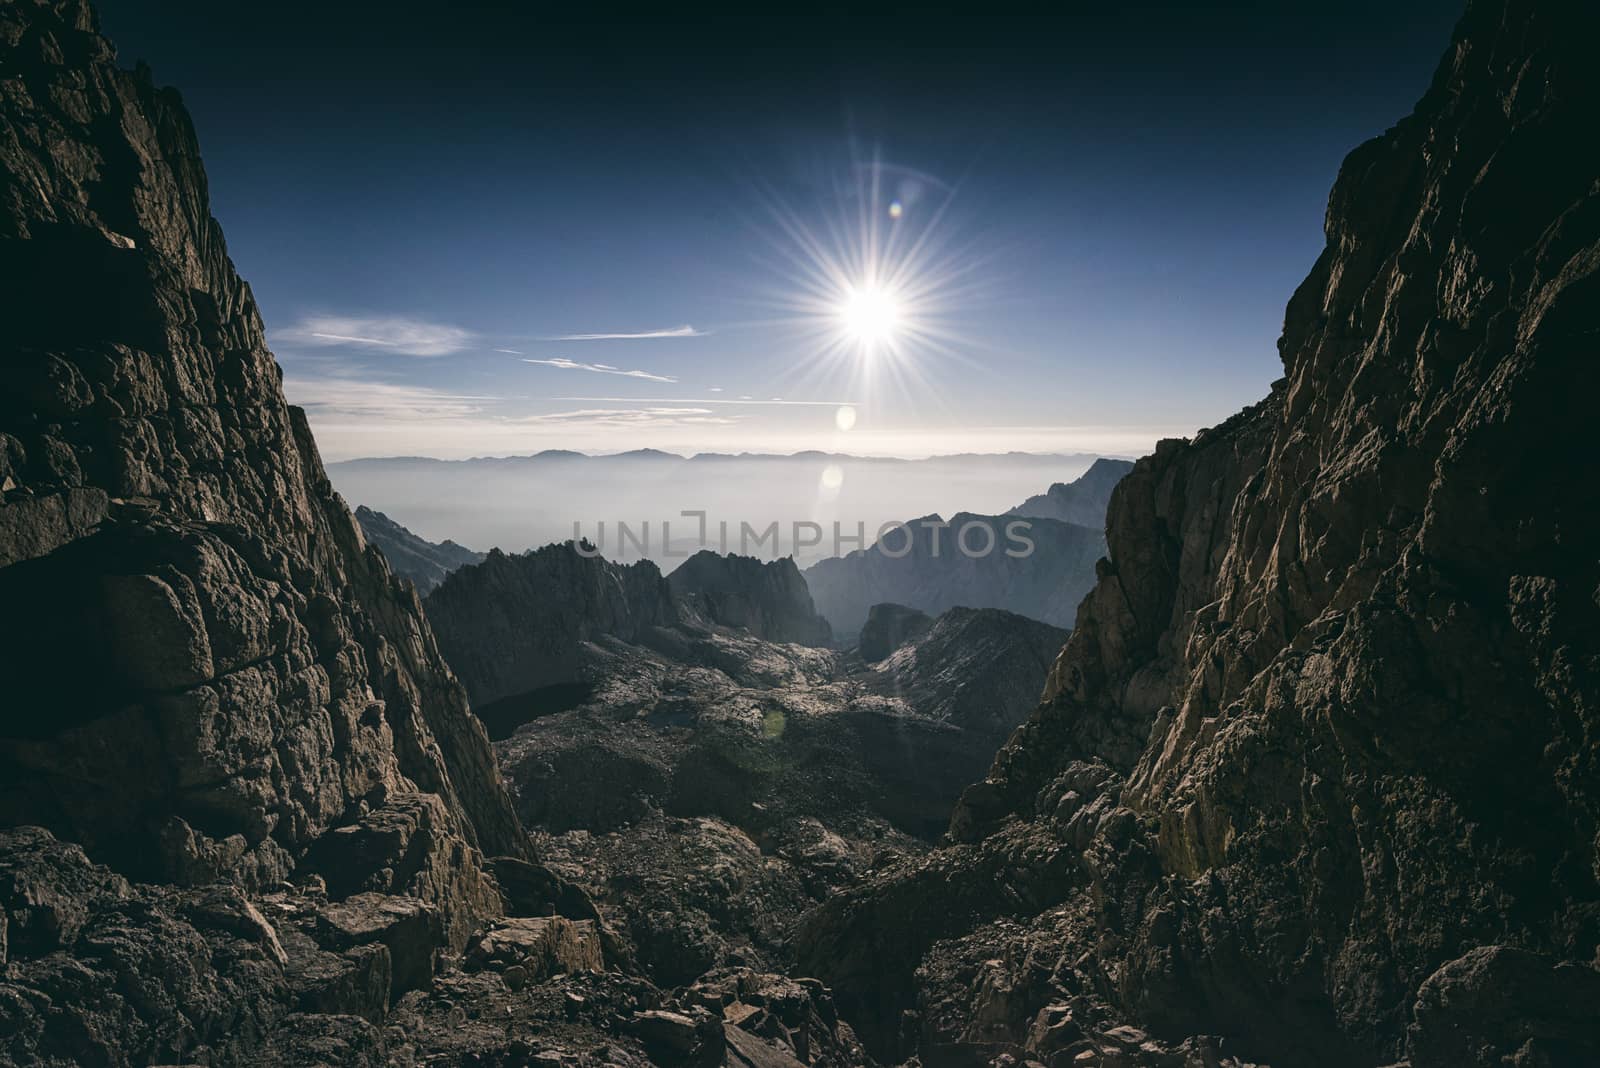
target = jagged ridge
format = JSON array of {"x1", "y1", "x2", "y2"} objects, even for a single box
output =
[{"x1": 799, "y1": 2, "x2": 1600, "y2": 1064}]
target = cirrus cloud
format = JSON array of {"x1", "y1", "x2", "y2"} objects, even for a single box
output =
[
  {"x1": 520, "y1": 407, "x2": 738, "y2": 428},
  {"x1": 523, "y1": 357, "x2": 677, "y2": 383},
  {"x1": 545, "y1": 324, "x2": 705, "y2": 341},
  {"x1": 279, "y1": 315, "x2": 473, "y2": 357}
]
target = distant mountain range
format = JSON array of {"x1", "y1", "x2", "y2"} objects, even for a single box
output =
[
  {"x1": 803, "y1": 512, "x2": 1106, "y2": 637},
  {"x1": 334, "y1": 449, "x2": 1116, "y2": 466},
  {"x1": 355, "y1": 505, "x2": 485, "y2": 594},
  {"x1": 328, "y1": 450, "x2": 1120, "y2": 563},
  {"x1": 1007, "y1": 457, "x2": 1135, "y2": 527},
  {"x1": 354, "y1": 457, "x2": 1134, "y2": 635},
  {"x1": 803, "y1": 459, "x2": 1133, "y2": 636}
]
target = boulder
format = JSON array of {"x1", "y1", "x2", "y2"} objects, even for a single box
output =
[
  {"x1": 315, "y1": 893, "x2": 443, "y2": 998},
  {"x1": 465, "y1": 915, "x2": 605, "y2": 978}
]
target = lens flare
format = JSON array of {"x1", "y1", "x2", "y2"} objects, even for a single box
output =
[{"x1": 742, "y1": 151, "x2": 994, "y2": 418}]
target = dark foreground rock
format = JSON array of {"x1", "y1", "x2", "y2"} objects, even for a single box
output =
[
  {"x1": 798, "y1": 2, "x2": 1600, "y2": 1065},
  {"x1": 491, "y1": 606, "x2": 1065, "y2": 992},
  {"x1": 0, "y1": 0, "x2": 524, "y2": 913}
]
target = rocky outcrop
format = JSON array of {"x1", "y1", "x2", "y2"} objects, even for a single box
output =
[
  {"x1": 875, "y1": 608, "x2": 1067, "y2": 738},
  {"x1": 1007, "y1": 457, "x2": 1135, "y2": 528},
  {"x1": 497, "y1": 605, "x2": 1063, "y2": 848},
  {"x1": 669, "y1": 551, "x2": 833, "y2": 647},
  {"x1": 0, "y1": 0, "x2": 522, "y2": 913},
  {"x1": 494, "y1": 603, "x2": 1064, "y2": 994},
  {"x1": 799, "y1": 2, "x2": 1600, "y2": 1065},
  {"x1": 804, "y1": 512, "x2": 1104, "y2": 636},
  {"x1": 856, "y1": 602, "x2": 932, "y2": 662},
  {"x1": 423, "y1": 542, "x2": 679, "y2": 709},
  {"x1": 353, "y1": 505, "x2": 483, "y2": 595},
  {"x1": 0, "y1": 2, "x2": 557, "y2": 1062}
]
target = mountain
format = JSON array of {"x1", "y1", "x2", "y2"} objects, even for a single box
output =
[
  {"x1": 857, "y1": 602, "x2": 933, "y2": 662},
  {"x1": 668, "y1": 550, "x2": 832, "y2": 646},
  {"x1": 0, "y1": 2, "x2": 536, "y2": 1059},
  {"x1": 803, "y1": 511, "x2": 1105, "y2": 636},
  {"x1": 799, "y1": 3, "x2": 1600, "y2": 1065},
  {"x1": 424, "y1": 545, "x2": 837, "y2": 739},
  {"x1": 1006, "y1": 456, "x2": 1135, "y2": 527},
  {"x1": 423, "y1": 543, "x2": 680, "y2": 711},
  {"x1": 354, "y1": 505, "x2": 484, "y2": 594}
]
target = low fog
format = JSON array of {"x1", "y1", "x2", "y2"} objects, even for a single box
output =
[{"x1": 327, "y1": 450, "x2": 1109, "y2": 565}]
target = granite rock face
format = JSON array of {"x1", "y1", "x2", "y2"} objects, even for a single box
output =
[
  {"x1": 1007, "y1": 457, "x2": 1136, "y2": 529},
  {"x1": 0, "y1": 0, "x2": 524, "y2": 892},
  {"x1": 669, "y1": 550, "x2": 833, "y2": 647},
  {"x1": 0, "y1": 0, "x2": 532, "y2": 1060},
  {"x1": 800, "y1": 2, "x2": 1600, "y2": 1065},
  {"x1": 353, "y1": 505, "x2": 484, "y2": 595}
]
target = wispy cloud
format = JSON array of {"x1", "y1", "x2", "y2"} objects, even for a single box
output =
[
  {"x1": 521, "y1": 407, "x2": 739, "y2": 428},
  {"x1": 545, "y1": 325, "x2": 706, "y2": 341},
  {"x1": 282, "y1": 373, "x2": 494, "y2": 419},
  {"x1": 552, "y1": 395, "x2": 855, "y2": 406},
  {"x1": 524, "y1": 358, "x2": 677, "y2": 383},
  {"x1": 279, "y1": 315, "x2": 474, "y2": 357}
]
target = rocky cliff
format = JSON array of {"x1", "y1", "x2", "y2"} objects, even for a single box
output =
[
  {"x1": 0, "y1": 0, "x2": 524, "y2": 890},
  {"x1": 799, "y1": 1, "x2": 1600, "y2": 1065},
  {"x1": 0, "y1": 1, "x2": 540, "y2": 1059},
  {"x1": 804, "y1": 512, "x2": 1105, "y2": 637},
  {"x1": 668, "y1": 550, "x2": 833, "y2": 647},
  {"x1": 1007, "y1": 457, "x2": 1135, "y2": 528},
  {"x1": 353, "y1": 505, "x2": 484, "y2": 595}
]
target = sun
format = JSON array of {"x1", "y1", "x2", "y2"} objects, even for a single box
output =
[{"x1": 838, "y1": 282, "x2": 901, "y2": 347}]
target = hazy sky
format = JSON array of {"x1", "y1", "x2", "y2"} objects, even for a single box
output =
[{"x1": 98, "y1": 2, "x2": 1461, "y2": 460}]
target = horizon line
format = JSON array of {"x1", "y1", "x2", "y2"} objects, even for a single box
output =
[{"x1": 328, "y1": 447, "x2": 1138, "y2": 465}]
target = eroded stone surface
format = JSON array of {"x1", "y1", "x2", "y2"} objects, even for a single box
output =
[{"x1": 799, "y1": 2, "x2": 1600, "y2": 1064}]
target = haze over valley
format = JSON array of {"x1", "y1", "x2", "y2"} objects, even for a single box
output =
[{"x1": 329, "y1": 449, "x2": 1111, "y2": 564}]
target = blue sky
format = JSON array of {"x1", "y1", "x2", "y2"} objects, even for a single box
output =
[{"x1": 98, "y1": 3, "x2": 1462, "y2": 459}]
